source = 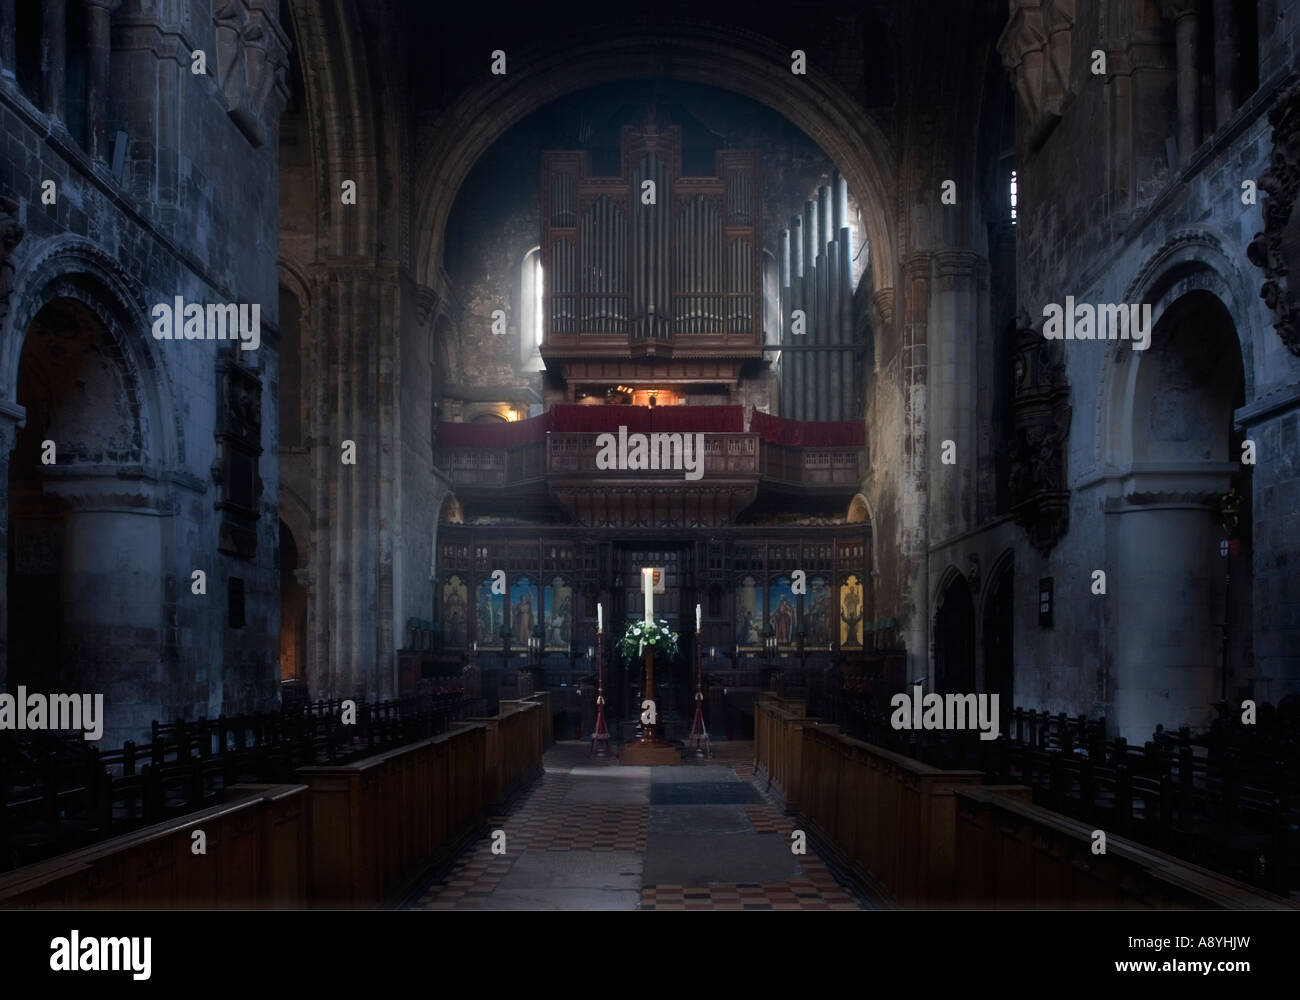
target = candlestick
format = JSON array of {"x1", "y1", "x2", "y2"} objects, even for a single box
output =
[
  {"x1": 597, "y1": 602, "x2": 602, "y2": 633},
  {"x1": 695, "y1": 603, "x2": 701, "y2": 632}
]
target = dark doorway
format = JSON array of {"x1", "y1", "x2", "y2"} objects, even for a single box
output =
[
  {"x1": 982, "y1": 556, "x2": 1014, "y2": 710},
  {"x1": 934, "y1": 573, "x2": 975, "y2": 693},
  {"x1": 279, "y1": 520, "x2": 308, "y2": 688}
]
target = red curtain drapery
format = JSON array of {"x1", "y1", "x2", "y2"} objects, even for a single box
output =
[{"x1": 750, "y1": 410, "x2": 865, "y2": 446}]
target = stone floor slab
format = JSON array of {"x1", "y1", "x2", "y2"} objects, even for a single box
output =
[
  {"x1": 642, "y1": 832, "x2": 801, "y2": 886},
  {"x1": 494, "y1": 849, "x2": 643, "y2": 890},
  {"x1": 649, "y1": 781, "x2": 761, "y2": 805},
  {"x1": 562, "y1": 778, "x2": 651, "y2": 804},
  {"x1": 649, "y1": 765, "x2": 742, "y2": 784},
  {"x1": 482, "y1": 888, "x2": 642, "y2": 910},
  {"x1": 647, "y1": 805, "x2": 754, "y2": 835}
]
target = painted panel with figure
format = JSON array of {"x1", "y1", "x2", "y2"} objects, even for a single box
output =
[
  {"x1": 734, "y1": 575, "x2": 764, "y2": 649},
  {"x1": 770, "y1": 575, "x2": 799, "y2": 647},
  {"x1": 511, "y1": 576, "x2": 540, "y2": 640},
  {"x1": 443, "y1": 575, "x2": 468, "y2": 647},
  {"x1": 807, "y1": 576, "x2": 832, "y2": 648},
  {"x1": 475, "y1": 578, "x2": 504, "y2": 647},
  {"x1": 840, "y1": 574, "x2": 863, "y2": 648},
  {"x1": 544, "y1": 576, "x2": 573, "y2": 649}
]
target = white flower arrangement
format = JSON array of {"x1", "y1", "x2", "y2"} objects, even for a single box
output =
[{"x1": 618, "y1": 619, "x2": 680, "y2": 662}]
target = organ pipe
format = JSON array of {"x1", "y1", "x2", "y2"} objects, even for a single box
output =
[
  {"x1": 803, "y1": 199, "x2": 817, "y2": 343},
  {"x1": 838, "y1": 228, "x2": 853, "y2": 421},
  {"x1": 828, "y1": 236, "x2": 841, "y2": 421},
  {"x1": 833, "y1": 174, "x2": 847, "y2": 241},
  {"x1": 791, "y1": 214, "x2": 806, "y2": 420}
]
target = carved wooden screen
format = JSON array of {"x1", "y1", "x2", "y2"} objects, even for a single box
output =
[{"x1": 540, "y1": 123, "x2": 761, "y2": 360}]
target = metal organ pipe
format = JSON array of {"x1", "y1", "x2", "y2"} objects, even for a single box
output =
[
  {"x1": 790, "y1": 214, "x2": 805, "y2": 420},
  {"x1": 828, "y1": 235, "x2": 841, "y2": 421},
  {"x1": 803, "y1": 199, "x2": 817, "y2": 422},
  {"x1": 779, "y1": 228, "x2": 791, "y2": 408},
  {"x1": 817, "y1": 186, "x2": 832, "y2": 423},
  {"x1": 838, "y1": 227, "x2": 853, "y2": 421},
  {"x1": 833, "y1": 174, "x2": 847, "y2": 241}
]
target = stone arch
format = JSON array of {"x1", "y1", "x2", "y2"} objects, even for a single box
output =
[
  {"x1": 283, "y1": 0, "x2": 396, "y2": 261},
  {"x1": 278, "y1": 483, "x2": 313, "y2": 570},
  {"x1": 439, "y1": 492, "x2": 464, "y2": 525},
  {"x1": 846, "y1": 492, "x2": 880, "y2": 619},
  {"x1": 278, "y1": 516, "x2": 309, "y2": 686},
  {"x1": 978, "y1": 548, "x2": 1015, "y2": 707},
  {"x1": 1100, "y1": 276, "x2": 1250, "y2": 738},
  {"x1": 932, "y1": 565, "x2": 975, "y2": 694},
  {"x1": 1100, "y1": 230, "x2": 1260, "y2": 469},
  {"x1": 413, "y1": 21, "x2": 898, "y2": 299},
  {"x1": 433, "y1": 312, "x2": 458, "y2": 390},
  {"x1": 3, "y1": 236, "x2": 181, "y2": 468},
  {"x1": 6, "y1": 285, "x2": 173, "y2": 737}
]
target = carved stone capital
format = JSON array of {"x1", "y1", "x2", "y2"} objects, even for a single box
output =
[
  {"x1": 1157, "y1": 0, "x2": 1198, "y2": 21},
  {"x1": 415, "y1": 286, "x2": 439, "y2": 329},
  {"x1": 934, "y1": 249, "x2": 983, "y2": 280},
  {"x1": 871, "y1": 287, "x2": 895, "y2": 327},
  {"x1": 0, "y1": 399, "x2": 25, "y2": 455},
  {"x1": 998, "y1": 0, "x2": 1077, "y2": 149},
  {"x1": 212, "y1": 0, "x2": 291, "y2": 147},
  {"x1": 0, "y1": 195, "x2": 25, "y2": 330},
  {"x1": 1247, "y1": 75, "x2": 1300, "y2": 356}
]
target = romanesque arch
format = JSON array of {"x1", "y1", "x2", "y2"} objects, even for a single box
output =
[
  {"x1": 1101, "y1": 274, "x2": 1250, "y2": 737},
  {"x1": 412, "y1": 21, "x2": 899, "y2": 299}
]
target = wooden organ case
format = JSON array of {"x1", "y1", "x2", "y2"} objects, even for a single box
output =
[{"x1": 540, "y1": 120, "x2": 763, "y2": 380}]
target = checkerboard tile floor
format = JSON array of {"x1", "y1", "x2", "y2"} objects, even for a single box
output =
[{"x1": 409, "y1": 740, "x2": 867, "y2": 910}]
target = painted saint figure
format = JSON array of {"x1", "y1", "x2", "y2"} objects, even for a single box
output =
[{"x1": 774, "y1": 594, "x2": 793, "y2": 644}]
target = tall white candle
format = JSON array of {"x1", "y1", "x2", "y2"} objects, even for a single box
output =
[
  {"x1": 643, "y1": 569, "x2": 653, "y2": 623},
  {"x1": 696, "y1": 603, "x2": 701, "y2": 632},
  {"x1": 597, "y1": 602, "x2": 602, "y2": 633}
]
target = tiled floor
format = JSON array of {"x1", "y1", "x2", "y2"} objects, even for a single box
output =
[{"x1": 407, "y1": 740, "x2": 868, "y2": 911}]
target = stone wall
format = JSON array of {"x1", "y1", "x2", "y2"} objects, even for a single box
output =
[
  {"x1": 994, "y1": 0, "x2": 1300, "y2": 737},
  {"x1": 0, "y1": 1, "x2": 289, "y2": 744}
]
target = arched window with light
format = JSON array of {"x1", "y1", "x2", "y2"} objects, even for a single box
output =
[{"x1": 520, "y1": 246, "x2": 545, "y2": 370}]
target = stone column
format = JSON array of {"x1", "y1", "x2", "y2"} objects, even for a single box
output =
[
  {"x1": 901, "y1": 253, "x2": 931, "y2": 684},
  {"x1": 42, "y1": 480, "x2": 170, "y2": 746},
  {"x1": 1109, "y1": 493, "x2": 1226, "y2": 739},
  {"x1": 931, "y1": 250, "x2": 982, "y2": 542},
  {"x1": 314, "y1": 265, "x2": 400, "y2": 702},
  {"x1": 0, "y1": 0, "x2": 16, "y2": 80},
  {"x1": 1212, "y1": 0, "x2": 1239, "y2": 127},
  {"x1": 84, "y1": 0, "x2": 115, "y2": 160},
  {"x1": 0, "y1": 400, "x2": 24, "y2": 691},
  {"x1": 40, "y1": 0, "x2": 66, "y2": 120},
  {"x1": 1161, "y1": 0, "x2": 1200, "y2": 163}
]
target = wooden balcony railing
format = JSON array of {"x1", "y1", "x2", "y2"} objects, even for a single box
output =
[
  {"x1": 438, "y1": 440, "x2": 548, "y2": 489},
  {"x1": 546, "y1": 431, "x2": 759, "y2": 478},
  {"x1": 759, "y1": 441, "x2": 865, "y2": 488},
  {"x1": 437, "y1": 432, "x2": 865, "y2": 492}
]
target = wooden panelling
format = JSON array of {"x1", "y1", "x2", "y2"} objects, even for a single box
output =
[
  {"x1": 0, "y1": 784, "x2": 308, "y2": 909},
  {"x1": 755, "y1": 697, "x2": 1300, "y2": 910},
  {"x1": 298, "y1": 722, "x2": 492, "y2": 909},
  {"x1": 0, "y1": 699, "x2": 546, "y2": 911}
]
